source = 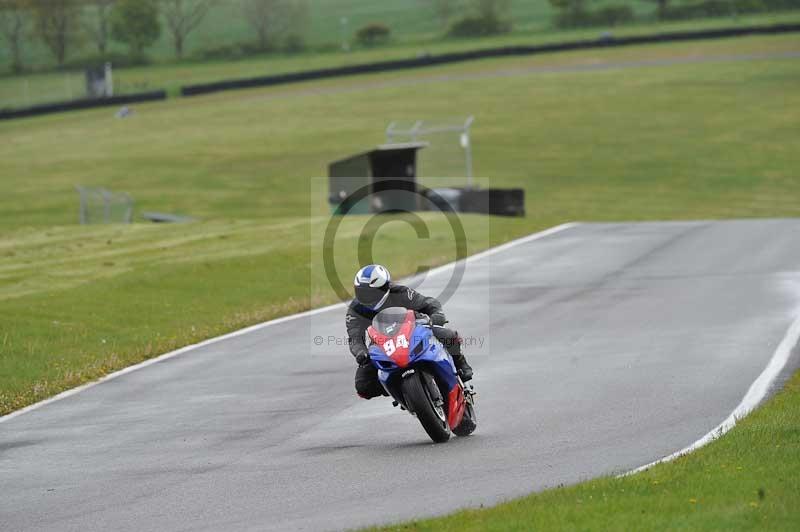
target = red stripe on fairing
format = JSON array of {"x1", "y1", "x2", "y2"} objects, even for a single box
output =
[
  {"x1": 367, "y1": 310, "x2": 416, "y2": 368},
  {"x1": 447, "y1": 384, "x2": 465, "y2": 429}
]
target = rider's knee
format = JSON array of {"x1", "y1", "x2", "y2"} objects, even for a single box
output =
[{"x1": 435, "y1": 327, "x2": 461, "y2": 349}]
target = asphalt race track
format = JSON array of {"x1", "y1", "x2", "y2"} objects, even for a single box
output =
[{"x1": 2, "y1": 220, "x2": 800, "y2": 532}]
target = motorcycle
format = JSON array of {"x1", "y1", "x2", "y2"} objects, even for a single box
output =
[{"x1": 367, "y1": 307, "x2": 477, "y2": 443}]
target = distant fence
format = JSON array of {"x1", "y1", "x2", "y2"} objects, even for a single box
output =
[
  {"x1": 0, "y1": 90, "x2": 168, "y2": 121},
  {"x1": 181, "y1": 22, "x2": 800, "y2": 97}
]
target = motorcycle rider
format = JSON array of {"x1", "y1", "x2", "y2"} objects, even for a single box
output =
[{"x1": 346, "y1": 264, "x2": 473, "y2": 399}]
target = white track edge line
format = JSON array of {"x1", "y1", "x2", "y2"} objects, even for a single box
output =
[
  {"x1": 0, "y1": 221, "x2": 579, "y2": 424},
  {"x1": 621, "y1": 311, "x2": 800, "y2": 476}
]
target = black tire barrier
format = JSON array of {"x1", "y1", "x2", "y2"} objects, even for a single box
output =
[
  {"x1": 181, "y1": 22, "x2": 800, "y2": 97},
  {"x1": 0, "y1": 90, "x2": 168, "y2": 121},
  {"x1": 460, "y1": 188, "x2": 526, "y2": 217}
]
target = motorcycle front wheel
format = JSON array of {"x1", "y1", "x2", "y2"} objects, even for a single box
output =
[{"x1": 401, "y1": 371, "x2": 451, "y2": 443}]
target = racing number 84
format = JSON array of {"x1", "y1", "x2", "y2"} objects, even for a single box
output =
[{"x1": 383, "y1": 334, "x2": 409, "y2": 356}]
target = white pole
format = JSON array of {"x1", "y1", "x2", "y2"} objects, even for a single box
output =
[
  {"x1": 411, "y1": 120, "x2": 423, "y2": 142},
  {"x1": 385, "y1": 121, "x2": 396, "y2": 143},
  {"x1": 463, "y1": 116, "x2": 475, "y2": 188}
]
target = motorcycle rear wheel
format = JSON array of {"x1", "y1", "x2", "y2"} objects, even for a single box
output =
[{"x1": 402, "y1": 372, "x2": 451, "y2": 443}]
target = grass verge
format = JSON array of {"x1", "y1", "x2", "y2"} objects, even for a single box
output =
[{"x1": 367, "y1": 368, "x2": 800, "y2": 530}]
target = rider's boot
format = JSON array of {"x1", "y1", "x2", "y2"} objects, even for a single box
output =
[
  {"x1": 453, "y1": 354, "x2": 473, "y2": 382},
  {"x1": 448, "y1": 335, "x2": 473, "y2": 381}
]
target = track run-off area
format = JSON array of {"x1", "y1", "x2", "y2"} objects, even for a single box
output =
[{"x1": 2, "y1": 219, "x2": 799, "y2": 531}]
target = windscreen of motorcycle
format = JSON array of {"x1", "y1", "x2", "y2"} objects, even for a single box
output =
[{"x1": 371, "y1": 307, "x2": 411, "y2": 336}]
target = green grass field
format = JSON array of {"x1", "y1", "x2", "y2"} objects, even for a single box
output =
[{"x1": 1, "y1": 31, "x2": 799, "y2": 531}]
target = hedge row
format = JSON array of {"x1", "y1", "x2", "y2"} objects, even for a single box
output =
[
  {"x1": 664, "y1": 0, "x2": 800, "y2": 20},
  {"x1": 181, "y1": 22, "x2": 800, "y2": 97}
]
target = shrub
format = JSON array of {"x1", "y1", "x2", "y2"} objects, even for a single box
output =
[
  {"x1": 661, "y1": 0, "x2": 755, "y2": 20},
  {"x1": 448, "y1": 14, "x2": 511, "y2": 37},
  {"x1": 284, "y1": 33, "x2": 306, "y2": 53},
  {"x1": 195, "y1": 42, "x2": 266, "y2": 61},
  {"x1": 199, "y1": 38, "x2": 301, "y2": 58},
  {"x1": 196, "y1": 43, "x2": 247, "y2": 60},
  {"x1": 554, "y1": 5, "x2": 634, "y2": 28},
  {"x1": 355, "y1": 23, "x2": 391, "y2": 46},
  {"x1": 239, "y1": 42, "x2": 265, "y2": 56}
]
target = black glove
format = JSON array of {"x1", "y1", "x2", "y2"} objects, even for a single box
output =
[
  {"x1": 414, "y1": 312, "x2": 431, "y2": 326},
  {"x1": 354, "y1": 348, "x2": 370, "y2": 366},
  {"x1": 430, "y1": 312, "x2": 447, "y2": 326}
]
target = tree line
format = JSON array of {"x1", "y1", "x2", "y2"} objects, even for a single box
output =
[
  {"x1": 2, "y1": 0, "x2": 798, "y2": 74},
  {"x1": 0, "y1": 0, "x2": 308, "y2": 73}
]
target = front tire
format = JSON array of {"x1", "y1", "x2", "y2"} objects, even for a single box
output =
[{"x1": 401, "y1": 372, "x2": 451, "y2": 443}]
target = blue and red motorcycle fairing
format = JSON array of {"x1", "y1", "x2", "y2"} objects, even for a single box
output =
[{"x1": 367, "y1": 307, "x2": 476, "y2": 443}]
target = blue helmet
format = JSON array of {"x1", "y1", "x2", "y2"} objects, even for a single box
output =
[{"x1": 354, "y1": 264, "x2": 391, "y2": 310}]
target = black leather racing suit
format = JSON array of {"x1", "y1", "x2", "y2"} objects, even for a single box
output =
[{"x1": 346, "y1": 284, "x2": 465, "y2": 399}]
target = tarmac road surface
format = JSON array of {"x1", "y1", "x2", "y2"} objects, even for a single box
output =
[{"x1": 2, "y1": 220, "x2": 799, "y2": 531}]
